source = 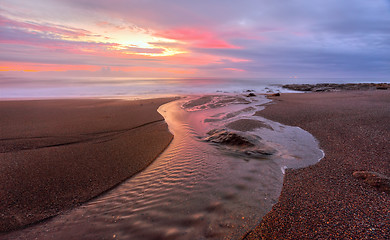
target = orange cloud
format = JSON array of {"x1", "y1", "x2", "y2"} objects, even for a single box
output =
[
  {"x1": 0, "y1": 15, "x2": 249, "y2": 77},
  {"x1": 156, "y1": 28, "x2": 240, "y2": 49},
  {"x1": 96, "y1": 21, "x2": 126, "y2": 30},
  {"x1": 0, "y1": 62, "x2": 100, "y2": 72},
  {"x1": 0, "y1": 61, "x2": 197, "y2": 75},
  {"x1": 111, "y1": 66, "x2": 197, "y2": 75},
  {"x1": 162, "y1": 52, "x2": 249, "y2": 66}
]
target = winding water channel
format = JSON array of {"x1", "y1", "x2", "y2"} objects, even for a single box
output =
[{"x1": 5, "y1": 94, "x2": 323, "y2": 240}]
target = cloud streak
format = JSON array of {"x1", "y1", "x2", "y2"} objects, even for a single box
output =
[{"x1": 156, "y1": 28, "x2": 240, "y2": 49}]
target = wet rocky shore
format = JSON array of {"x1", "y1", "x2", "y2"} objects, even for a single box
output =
[{"x1": 282, "y1": 83, "x2": 389, "y2": 92}]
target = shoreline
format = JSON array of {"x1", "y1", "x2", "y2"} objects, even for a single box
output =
[
  {"x1": 243, "y1": 90, "x2": 390, "y2": 239},
  {"x1": 0, "y1": 98, "x2": 176, "y2": 232},
  {"x1": 282, "y1": 82, "x2": 390, "y2": 92}
]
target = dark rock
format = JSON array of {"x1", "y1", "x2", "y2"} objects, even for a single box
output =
[
  {"x1": 204, "y1": 118, "x2": 220, "y2": 123},
  {"x1": 353, "y1": 171, "x2": 390, "y2": 193},
  {"x1": 312, "y1": 87, "x2": 335, "y2": 92},
  {"x1": 282, "y1": 83, "x2": 390, "y2": 92},
  {"x1": 283, "y1": 84, "x2": 313, "y2": 91},
  {"x1": 203, "y1": 129, "x2": 276, "y2": 159},
  {"x1": 247, "y1": 93, "x2": 256, "y2": 97},
  {"x1": 376, "y1": 84, "x2": 388, "y2": 90},
  {"x1": 204, "y1": 129, "x2": 255, "y2": 147},
  {"x1": 244, "y1": 149, "x2": 274, "y2": 156},
  {"x1": 267, "y1": 93, "x2": 280, "y2": 97}
]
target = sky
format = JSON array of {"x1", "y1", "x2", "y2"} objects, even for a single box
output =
[{"x1": 1, "y1": 0, "x2": 390, "y2": 80}]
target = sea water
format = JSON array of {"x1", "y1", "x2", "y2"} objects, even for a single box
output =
[{"x1": 1, "y1": 77, "x2": 388, "y2": 99}]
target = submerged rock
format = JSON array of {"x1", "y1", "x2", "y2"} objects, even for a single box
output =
[
  {"x1": 183, "y1": 95, "x2": 250, "y2": 111},
  {"x1": 203, "y1": 107, "x2": 256, "y2": 123},
  {"x1": 353, "y1": 171, "x2": 390, "y2": 193},
  {"x1": 204, "y1": 129, "x2": 255, "y2": 147},
  {"x1": 224, "y1": 107, "x2": 256, "y2": 120},
  {"x1": 183, "y1": 95, "x2": 214, "y2": 109},
  {"x1": 226, "y1": 119, "x2": 273, "y2": 132},
  {"x1": 203, "y1": 129, "x2": 276, "y2": 159}
]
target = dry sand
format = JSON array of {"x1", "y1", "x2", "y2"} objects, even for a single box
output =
[
  {"x1": 0, "y1": 98, "x2": 175, "y2": 232},
  {"x1": 243, "y1": 91, "x2": 390, "y2": 239}
]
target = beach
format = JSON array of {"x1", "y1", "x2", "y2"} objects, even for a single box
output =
[
  {"x1": 1, "y1": 90, "x2": 389, "y2": 239},
  {"x1": 244, "y1": 90, "x2": 390, "y2": 239},
  {"x1": 0, "y1": 98, "x2": 175, "y2": 232}
]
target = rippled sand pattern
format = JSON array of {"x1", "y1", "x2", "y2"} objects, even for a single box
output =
[{"x1": 5, "y1": 94, "x2": 323, "y2": 240}]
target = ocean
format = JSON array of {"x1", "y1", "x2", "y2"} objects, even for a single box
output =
[{"x1": 1, "y1": 77, "x2": 388, "y2": 99}]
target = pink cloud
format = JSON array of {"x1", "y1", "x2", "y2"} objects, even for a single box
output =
[
  {"x1": 0, "y1": 16, "x2": 123, "y2": 57},
  {"x1": 0, "y1": 15, "x2": 250, "y2": 76},
  {"x1": 96, "y1": 21, "x2": 126, "y2": 30},
  {"x1": 0, "y1": 16, "x2": 173, "y2": 59},
  {"x1": 224, "y1": 68, "x2": 245, "y2": 72},
  {"x1": 156, "y1": 28, "x2": 240, "y2": 49},
  {"x1": 0, "y1": 61, "x2": 100, "y2": 72},
  {"x1": 123, "y1": 46, "x2": 165, "y2": 54},
  {"x1": 0, "y1": 15, "x2": 94, "y2": 39},
  {"x1": 0, "y1": 30, "x2": 118, "y2": 57},
  {"x1": 221, "y1": 30, "x2": 266, "y2": 41},
  {"x1": 110, "y1": 66, "x2": 197, "y2": 75}
]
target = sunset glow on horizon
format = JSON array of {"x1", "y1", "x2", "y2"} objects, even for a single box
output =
[{"x1": 1, "y1": 0, "x2": 390, "y2": 80}]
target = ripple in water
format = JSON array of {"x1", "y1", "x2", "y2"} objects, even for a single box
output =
[{"x1": 5, "y1": 94, "x2": 323, "y2": 240}]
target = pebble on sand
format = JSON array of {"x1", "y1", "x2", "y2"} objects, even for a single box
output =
[{"x1": 353, "y1": 171, "x2": 390, "y2": 193}]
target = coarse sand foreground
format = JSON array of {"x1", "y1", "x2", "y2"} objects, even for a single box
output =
[
  {"x1": 243, "y1": 90, "x2": 390, "y2": 239},
  {"x1": 0, "y1": 98, "x2": 175, "y2": 232}
]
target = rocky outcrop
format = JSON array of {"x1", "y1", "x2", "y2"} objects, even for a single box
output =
[
  {"x1": 283, "y1": 83, "x2": 390, "y2": 92},
  {"x1": 203, "y1": 129, "x2": 276, "y2": 158},
  {"x1": 204, "y1": 129, "x2": 255, "y2": 147},
  {"x1": 353, "y1": 171, "x2": 390, "y2": 193},
  {"x1": 266, "y1": 93, "x2": 280, "y2": 97}
]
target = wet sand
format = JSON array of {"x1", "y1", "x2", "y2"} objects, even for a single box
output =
[
  {"x1": 244, "y1": 91, "x2": 390, "y2": 239},
  {"x1": 0, "y1": 98, "x2": 175, "y2": 232}
]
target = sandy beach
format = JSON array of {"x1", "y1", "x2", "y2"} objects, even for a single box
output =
[
  {"x1": 244, "y1": 90, "x2": 390, "y2": 239},
  {"x1": 1, "y1": 91, "x2": 389, "y2": 239},
  {"x1": 0, "y1": 98, "x2": 175, "y2": 232}
]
